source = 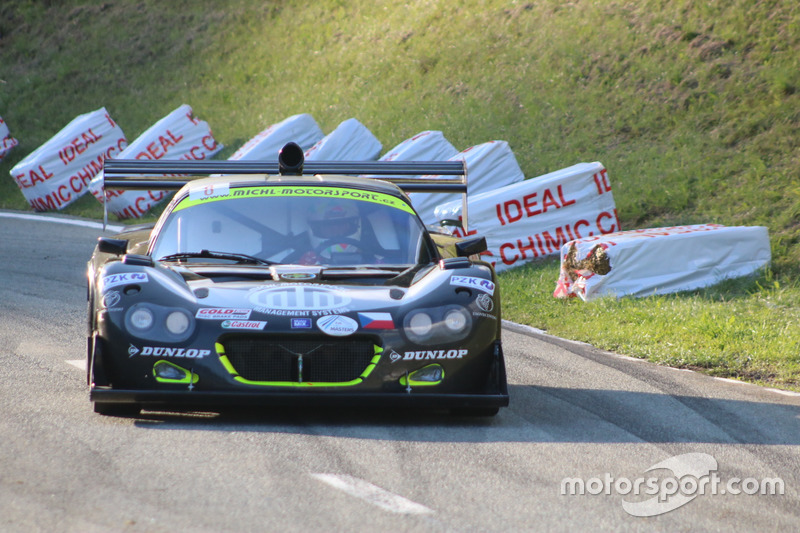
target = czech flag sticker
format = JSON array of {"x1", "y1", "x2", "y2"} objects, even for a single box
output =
[{"x1": 358, "y1": 312, "x2": 394, "y2": 329}]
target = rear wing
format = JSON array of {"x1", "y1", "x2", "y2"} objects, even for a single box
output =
[{"x1": 98, "y1": 142, "x2": 469, "y2": 230}]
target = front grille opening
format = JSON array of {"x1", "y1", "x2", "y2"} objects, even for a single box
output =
[{"x1": 222, "y1": 336, "x2": 377, "y2": 383}]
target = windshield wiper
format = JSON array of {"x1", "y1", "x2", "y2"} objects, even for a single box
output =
[{"x1": 160, "y1": 250, "x2": 275, "y2": 266}]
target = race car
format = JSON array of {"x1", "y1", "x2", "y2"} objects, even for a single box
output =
[{"x1": 87, "y1": 142, "x2": 508, "y2": 416}]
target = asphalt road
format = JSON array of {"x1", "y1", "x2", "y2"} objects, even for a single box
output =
[{"x1": 1, "y1": 211, "x2": 798, "y2": 532}]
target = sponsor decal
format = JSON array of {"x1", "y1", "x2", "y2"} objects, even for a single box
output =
[
  {"x1": 450, "y1": 275, "x2": 495, "y2": 295},
  {"x1": 196, "y1": 308, "x2": 252, "y2": 320},
  {"x1": 317, "y1": 315, "x2": 358, "y2": 337},
  {"x1": 176, "y1": 186, "x2": 416, "y2": 214},
  {"x1": 102, "y1": 290, "x2": 121, "y2": 309},
  {"x1": 103, "y1": 272, "x2": 149, "y2": 289},
  {"x1": 358, "y1": 312, "x2": 395, "y2": 329},
  {"x1": 189, "y1": 183, "x2": 229, "y2": 202},
  {"x1": 388, "y1": 350, "x2": 403, "y2": 363},
  {"x1": 475, "y1": 293, "x2": 494, "y2": 312},
  {"x1": 130, "y1": 345, "x2": 211, "y2": 358},
  {"x1": 403, "y1": 349, "x2": 468, "y2": 360},
  {"x1": 221, "y1": 320, "x2": 267, "y2": 330},
  {"x1": 250, "y1": 285, "x2": 351, "y2": 316},
  {"x1": 291, "y1": 318, "x2": 312, "y2": 329}
]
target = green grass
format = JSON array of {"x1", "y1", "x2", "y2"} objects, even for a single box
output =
[{"x1": 1, "y1": 0, "x2": 798, "y2": 389}]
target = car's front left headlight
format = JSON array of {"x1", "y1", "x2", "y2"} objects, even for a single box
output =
[{"x1": 124, "y1": 304, "x2": 195, "y2": 342}]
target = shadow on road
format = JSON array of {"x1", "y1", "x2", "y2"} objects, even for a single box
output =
[{"x1": 125, "y1": 385, "x2": 800, "y2": 445}]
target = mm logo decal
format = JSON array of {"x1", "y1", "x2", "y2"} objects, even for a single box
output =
[{"x1": 249, "y1": 285, "x2": 351, "y2": 311}]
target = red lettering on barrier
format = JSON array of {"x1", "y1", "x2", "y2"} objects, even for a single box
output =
[
  {"x1": 542, "y1": 228, "x2": 570, "y2": 254},
  {"x1": 56, "y1": 184, "x2": 71, "y2": 204},
  {"x1": 155, "y1": 134, "x2": 176, "y2": 154},
  {"x1": 58, "y1": 129, "x2": 103, "y2": 166},
  {"x1": 189, "y1": 146, "x2": 205, "y2": 160},
  {"x1": 504, "y1": 199, "x2": 523, "y2": 224},
  {"x1": 496, "y1": 203, "x2": 506, "y2": 226},
  {"x1": 495, "y1": 184, "x2": 578, "y2": 227},
  {"x1": 135, "y1": 195, "x2": 149, "y2": 213},
  {"x1": 202, "y1": 134, "x2": 217, "y2": 151},
  {"x1": 149, "y1": 190, "x2": 166, "y2": 202},
  {"x1": 517, "y1": 236, "x2": 539, "y2": 261},
  {"x1": 523, "y1": 192, "x2": 540, "y2": 217},
  {"x1": 500, "y1": 242, "x2": 518, "y2": 265},
  {"x1": 187, "y1": 112, "x2": 200, "y2": 126},
  {"x1": 574, "y1": 219, "x2": 589, "y2": 238},
  {"x1": 542, "y1": 188, "x2": 559, "y2": 211},
  {"x1": 592, "y1": 169, "x2": 611, "y2": 195},
  {"x1": 558, "y1": 184, "x2": 577, "y2": 207},
  {"x1": 596, "y1": 211, "x2": 617, "y2": 233},
  {"x1": 25, "y1": 165, "x2": 55, "y2": 187},
  {"x1": 69, "y1": 174, "x2": 83, "y2": 194},
  {"x1": 145, "y1": 140, "x2": 165, "y2": 159},
  {"x1": 497, "y1": 217, "x2": 615, "y2": 268},
  {"x1": 30, "y1": 192, "x2": 69, "y2": 211}
]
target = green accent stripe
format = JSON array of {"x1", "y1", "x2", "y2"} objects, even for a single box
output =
[
  {"x1": 216, "y1": 343, "x2": 382, "y2": 388},
  {"x1": 175, "y1": 185, "x2": 415, "y2": 214},
  {"x1": 153, "y1": 361, "x2": 199, "y2": 384}
]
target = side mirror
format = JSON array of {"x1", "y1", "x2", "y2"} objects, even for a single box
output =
[
  {"x1": 455, "y1": 236, "x2": 487, "y2": 257},
  {"x1": 97, "y1": 237, "x2": 129, "y2": 256}
]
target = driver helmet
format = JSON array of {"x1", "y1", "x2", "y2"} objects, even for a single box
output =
[{"x1": 308, "y1": 200, "x2": 362, "y2": 257}]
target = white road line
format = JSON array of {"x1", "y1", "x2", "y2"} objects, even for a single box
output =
[
  {"x1": 712, "y1": 376, "x2": 750, "y2": 386},
  {"x1": 765, "y1": 388, "x2": 800, "y2": 397},
  {"x1": 310, "y1": 473, "x2": 433, "y2": 515},
  {"x1": 66, "y1": 360, "x2": 87, "y2": 371},
  {"x1": 0, "y1": 211, "x2": 124, "y2": 232}
]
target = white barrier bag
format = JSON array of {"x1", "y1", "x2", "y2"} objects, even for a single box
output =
[
  {"x1": 379, "y1": 130, "x2": 458, "y2": 163},
  {"x1": 0, "y1": 116, "x2": 18, "y2": 161},
  {"x1": 435, "y1": 162, "x2": 618, "y2": 273},
  {"x1": 10, "y1": 108, "x2": 127, "y2": 211},
  {"x1": 92, "y1": 104, "x2": 223, "y2": 219},
  {"x1": 554, "y1": 224, "x2": 771, "y2": 301},
  {"x1": 410, "y1": 140, "x2": 525, "y2": 225},
  {"x1": 229, "y1": 113, "x2": 324, "y2": 160},
  {"x1": 304, "y1": 118, "x2": 382, "y2": 161},
  {"x1": 361, "y1": 130, "x2": 459, "y2": 181}
]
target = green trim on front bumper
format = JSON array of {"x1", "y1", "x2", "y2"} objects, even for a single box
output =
[{"x1": 215, "y1": 342, "x2": 383, "y2": 387}]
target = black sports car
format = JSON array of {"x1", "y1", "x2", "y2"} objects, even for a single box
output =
[{"x1": 87, "y1": 143, "x2": 508, "y2": 416}]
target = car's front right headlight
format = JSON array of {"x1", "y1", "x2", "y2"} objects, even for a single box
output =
[
  {"x1": 403, "y1": 305, "x2": 473, "y2": 344},
  {"x1": 127, "y1": 305, "x2": 155, "y2": 332}
]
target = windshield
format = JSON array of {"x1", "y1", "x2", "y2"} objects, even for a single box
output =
[{"x1": 150, "y1": 185, "x2": 434, "y2": 267}]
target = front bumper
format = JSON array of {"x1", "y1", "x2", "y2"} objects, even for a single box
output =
[{"x1": 90, "y1": 387, "x2": 509, "y2": 410}]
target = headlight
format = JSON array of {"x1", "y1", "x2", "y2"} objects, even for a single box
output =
[
  {"x1": 403, "y1": 305, "x2": 472, "y2": 344},
  {"x1": 128, "y1": 306, "x2": 154, "y2": 331},
  {"x1": 166, "y1": 310, "x2": 191, "y2": 335},
  {"x1": 408, "y1": 312, "x2": 433, "y2": 338},
  {"x1": 444, "y1": 308, "x2": 469, "y2": 333},
  {"x1": 124, "y1": 304, "x2": 195, "y2": 342}
]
